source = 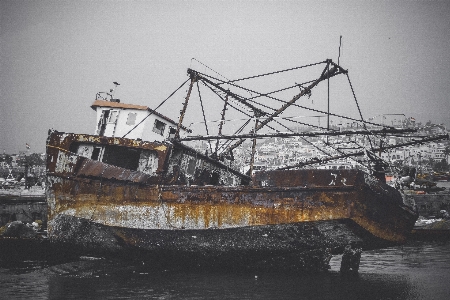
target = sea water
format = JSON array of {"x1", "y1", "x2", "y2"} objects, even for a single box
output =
[{"x1": 1, "y1": 241, "x2": 449, "y2": 299}]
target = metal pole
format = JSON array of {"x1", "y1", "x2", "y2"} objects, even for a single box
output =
[
  {"x1": 338, "y1": 35, "x2": 342, "y2": 66},
  {"x1": 249, "y1": 117, "x2": 259, "y2": 177},
  {"x1": 327, "y1": 61, "x2": 330, "y2": 131},
  {"x1": 215, "y1": 92, "x2": 229, "y2": 157},
  {"x1": 175, "y1": 73, "x2": 196, "y2": 139}
]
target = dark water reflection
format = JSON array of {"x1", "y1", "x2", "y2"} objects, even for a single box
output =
[{"x1": 1, "y1": 241, "x2": 449, "y2": 299}]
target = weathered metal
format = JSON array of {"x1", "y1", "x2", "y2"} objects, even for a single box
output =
[
  {"x1": 46, "y1": 129, "x2": 418, "y2": 270},
  {"x1": 175, "y1": 72, "x2": 196, "y2": 139}
]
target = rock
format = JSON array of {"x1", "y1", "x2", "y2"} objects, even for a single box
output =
[
  {"x1": 340, "y1": 243, "x2": 362, "y2": 274},
  {"x1": 422, "y1": 219, "x2": 450, "y2": 230},
  {"x1": 2, "y1": 221, "x2": 38, "y2": 238}
]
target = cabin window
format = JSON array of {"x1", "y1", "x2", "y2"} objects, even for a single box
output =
[
  {"x1": 98, "y1": 110, "x2": 110, "y2": 136},
  {"x1": 211, "y1": 172, "x2": 220, "y2": 185},
  {"x1": 169, "y1": 127, "x2": 177, "y2": 139},
  {"x1": 126, "y1": 113, "x2": 137, "y2": 125},
  {"x1": 138, "y1": 150, "x2": 159, "y2": 175},
  {"x1": 108, "y1": 111, "x2": 118, "y2": 123},
  {"x1": 91, "y1": 147, "x2": 103, "y2": 161},
  {"x1": 100, "y1": 110, "x2": 110, "y2": 124},
  {"x1": 153, "y1": 119, "x2": 166, "y2": 136},
  {"x1": 76, "y1": 144, "x2": 93, "y2": 158},
  {"x1": 69, "y1": 142, "x2": 95, "y2": 158},
  {"x1": 187, "y1": 158, "x2": 196, "y2": 175}
]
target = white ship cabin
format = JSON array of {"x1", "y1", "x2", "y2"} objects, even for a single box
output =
[{"x1": 91, "y1": 100, "x2": 191, "y2": 142}]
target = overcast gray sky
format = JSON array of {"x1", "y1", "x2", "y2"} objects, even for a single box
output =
[{"x1": 1, "y1": 0, "x2": 449, "y2": 154}]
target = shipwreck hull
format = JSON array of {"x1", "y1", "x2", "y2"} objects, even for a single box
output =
[
  {"x1": 45, "y1": 131, "x2": 418, "y2": 271},
  {"x1": 46, "y1": 171, "x2": 417, "y2": 270},
  {"x1": 48, "y1": 214, "x2": 381, "y2": 272}
]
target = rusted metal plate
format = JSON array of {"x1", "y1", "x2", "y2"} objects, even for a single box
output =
[{"x1": 252, "y1": 169, "x2": 363, "y2": 187}]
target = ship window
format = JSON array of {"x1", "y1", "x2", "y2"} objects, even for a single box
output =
[
  {"x1": 126, "y1": 113, "x2": 137, "y2": 125},
  {"x1": 92, "y1": 147, "x2": 102, "y2": 160},
  {"x1": 153, "y1": 119, "x2": 166, "y2": 136},
  {"x1": 211, "y1": 171, "x2": 220, "y2": 185},
  {"x1": 101, "y1": 110, "x2": 110, "y2": 124},
  {"x1": 187, "y1": 158, "x2": 196, "y2": 175},
  {"x1": 76, "y1": 144, "x2": 93, "y2": 158},
  {"x1": 69, "y1": 143, "x2": 78, "y2": 153},
  {"x1": 138, "y1": 150, "x2": 159, "y2": 175},
  {"x1": 169, "y1": 127, "x2": 176, "y2": 139},
  {"x1": 108, "y1": 111, "x2": 118, "y2": 123}
]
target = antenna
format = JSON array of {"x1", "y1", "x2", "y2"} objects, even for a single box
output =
[
  {"x1": 110, "y1": 81, "x2": 120, "y2": 99},
  {"x1": 338, "y1": 35, "x2": 342, "y2": 65}
]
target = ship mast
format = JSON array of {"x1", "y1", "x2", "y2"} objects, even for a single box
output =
[
  {"x1": 220, "y1": 60, "x2": 347, "y2": 158},
  {"x1": 175, "y1": 70, "x2": 197, "y2": 139},
  {"x1": 172, "y1": 60, "x2": 448, "y2": 173}
]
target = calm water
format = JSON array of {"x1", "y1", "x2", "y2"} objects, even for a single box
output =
[{"x1": 1, "y1": 241, "x2": 450, "y2": 299}]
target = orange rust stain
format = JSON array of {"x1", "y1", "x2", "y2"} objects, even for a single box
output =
[
  {"x1": 50, "y1": 192, "x2": 412, "y2": 242},
  {"x1": 51, "y1": 183, "x2": 353, "y2": 229},
  {"x1": 51, "y1": 177, "x2": 381, "y2": 232},
  {"x1": 168, "y1": 202, "x2": 332, "y2": 227},
  {"x1": 352, "y1": 215, "x2": 406, "y2": 243},
  {"x1": 154, "y1": 145, "x2": 167, "y2": 152}
]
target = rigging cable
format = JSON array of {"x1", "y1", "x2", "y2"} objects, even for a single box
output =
[
  {"x1": 346, "y1": 73, "x2": 374, "y2": 150},
  {"x1": 191, "y1": 58, "x2": 229, "y2": 82},
  {"x1": 202, "y1": 66, "x2": 392, "y2": 130},
  {"x1": 216, "y1": 118, "x2": 252, "y2": 154},
  {"x1": 122, "y1": 78, "x2": 190, "y2": 138},
  {"x1": 217, "y1": 61, "x2": 327, "y2": 85},
  {"x1": 199, "y1": 80, "x2": 280, "y2": 155},
  {"x1": 200, "y1": 75, "x2": 325, "y2": 134}
]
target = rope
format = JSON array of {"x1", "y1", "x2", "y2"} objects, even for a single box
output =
[
  {"x1": 201, "y1": 80, "x2": 254, "y2": 118},
  {"x1": 199, "y1": 80, "x2": 278, "y2": 155},
  {"x1": 46, "y1": 144, "x2": 71, "y2": 153},
  {"x1": 199, "y1": 80, "x2": 280, "y2": 134},
  {"x1": 346, "y1": 73, "x2": 374, "y2": 150},
  {"x1": 204, "y1": 69, "x2": 388, "y2": 131},
  {"x1": 216, "y1": 118, "x2": 252, "y2": 154},
  {"x1": 191, "y1": 58, "x2": 229, "y2": 82},
  {"x1": 208, "y1": 61, "x2": 327, "y2": 85},
  {"x1": 281, "y1": 115, "x2": 329, "y2": 131}
]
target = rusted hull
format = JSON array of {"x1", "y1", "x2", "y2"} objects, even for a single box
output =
[
  {"x1": 47, "y1": 176, "x2": 416, "y2": 241},
  {"x1": 46, "y1": 173, "x2": 417, "y2": 268},
  {"x1": 45, "y1": 131, "x2": 418, "y2": 270},
  {"x1": 48, "y1": 214, "x2": 381, "y2": 271}
]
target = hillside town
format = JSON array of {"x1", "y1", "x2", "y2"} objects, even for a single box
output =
[
  {"x1": 0, "y1": 151, "x2": 46, "y2": 189},
  {"x1": 191, "y1": 119, "x2": 450, "y2": 179},
  {"x1": 1, "y1": 120, "x2": 449, "y2": 190}
]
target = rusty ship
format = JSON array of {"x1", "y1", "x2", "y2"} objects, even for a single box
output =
[{"x1": 46, "y1": 60, "x2": 439, "y2": 271}]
